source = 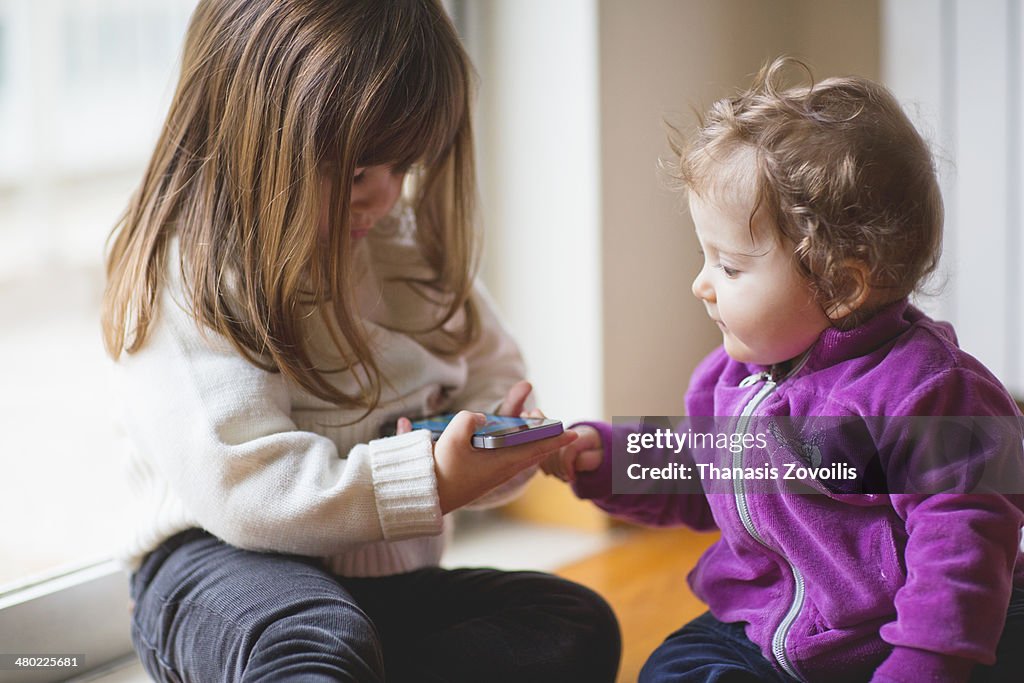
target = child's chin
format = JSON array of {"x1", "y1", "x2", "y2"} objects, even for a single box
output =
[
  {"x1": 722, "y1": 343, "x2": 751, "y2": 363},
  {"x1": 722, "y1": 338, "x2": 770, "y2": 366}
]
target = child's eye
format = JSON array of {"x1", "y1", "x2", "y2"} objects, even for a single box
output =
[
  {"x1": 354, "y1": 168, "x2": 367, "y2": 182},
  {"x1": 719, "y1": 265, "x2": 740, "y2": 278}
]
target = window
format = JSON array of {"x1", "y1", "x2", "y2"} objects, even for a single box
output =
[{"x1": 0, "y1": 0, "x2": 198, "y2": 674}]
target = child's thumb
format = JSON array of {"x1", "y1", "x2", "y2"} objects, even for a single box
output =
[
  {"x1": 395, "y1": 417, "x2": 413, "y2": 435},
  {"x1": 439, "y1": 411, "x2": 486, "y2": 443}
]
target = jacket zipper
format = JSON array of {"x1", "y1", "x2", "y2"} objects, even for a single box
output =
[{"x1": 734, "y1": 355, "x2": 810, "y2": 681}]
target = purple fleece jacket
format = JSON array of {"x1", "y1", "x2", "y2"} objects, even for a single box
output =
[{"x1": 573, "y1": 300, "x2": 1024, "y2": 683}]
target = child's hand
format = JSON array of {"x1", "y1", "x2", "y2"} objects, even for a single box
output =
[
  {"x1": 541, "y1": 425, "x2": 604, "y2": 483},
  {"x1": 420, "y1": 411, "x2": 578, "y2": 514}
]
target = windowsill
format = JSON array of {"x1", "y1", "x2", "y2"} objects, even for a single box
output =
[{"x1": 67, "y1": 656, "x2": 146, "y2": 683}]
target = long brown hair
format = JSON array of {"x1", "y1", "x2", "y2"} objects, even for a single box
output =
[{"x1": 103, "y1": 0, "x2": 480, "y2": 411}]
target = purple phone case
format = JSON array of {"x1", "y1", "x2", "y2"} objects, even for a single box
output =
[{"x1": 470, "y1": 420, "x2": 564, "y2": 448}]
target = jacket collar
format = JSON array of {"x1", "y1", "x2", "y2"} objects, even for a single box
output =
[{"x1": 808, "y1": 298, "x2": 918, "y2": 369}]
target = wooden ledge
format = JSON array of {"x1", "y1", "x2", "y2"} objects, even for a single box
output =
[{"x1": 556, "y1": 526, "x2": 719, "y2": 683}]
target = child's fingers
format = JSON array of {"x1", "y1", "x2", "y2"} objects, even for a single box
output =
[
  {"x1": 497, "y1": 380, "x2": 533, "y2": 417},
  {"x1": 575, "y1": 449, "x2": 603, "y2": 473},
  {"x1": 489, "y1": 430, "x2": 578, "y2": 471},
  {"x1": 559, "y1": 449, "x2": 578, "y2": 483},
  {"x1": 540, "y1": 447, "x2": 577, "y2": 483},
  {"x1": 395, "y1": 417, "x2": 413, "y2": 435},
  {"x1": 572, "y1": 425, "x2": 603, "y2": 452},
  {"x1": 540, "y1": 456, "x2": 564, "y2": 480},
  {"x1": 540, "y1": 453, "x2": 559, "y2": 476},
  {"x1": 439, "y1": 411, "x2": 487, "y2": 443}
]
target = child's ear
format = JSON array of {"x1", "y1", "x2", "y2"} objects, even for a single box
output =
[{"x1": 827, "y1": 259, "x2": 871, "y2": 321}]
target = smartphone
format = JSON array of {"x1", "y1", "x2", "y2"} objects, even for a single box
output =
[{"x1": 380, "y1": 414, "x2": 563, "y2": 448}]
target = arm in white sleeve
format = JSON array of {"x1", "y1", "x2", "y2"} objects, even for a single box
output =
[{"x1": 116, "y1": 292, "x2": 442, "y2": 556}]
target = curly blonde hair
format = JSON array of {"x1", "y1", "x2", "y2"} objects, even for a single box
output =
[{"x1": 667, "y1": 57, "x2": 943, "y2": 326}]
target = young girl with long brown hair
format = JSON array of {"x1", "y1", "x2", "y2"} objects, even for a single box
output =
[{"x1": 104, "y1": 1, "x2": 620, "y2": 680}]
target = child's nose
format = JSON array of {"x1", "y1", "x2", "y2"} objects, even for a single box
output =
[{"x1": 691, "y1": 267, "x2": 715, "y2": 302}]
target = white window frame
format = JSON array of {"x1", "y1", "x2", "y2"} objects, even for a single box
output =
[
  {"x1": 0, "y1": 563, "x2": 133, "y2": 682},
  {"x1": 882, "y1": 0, "x2": 1024, "y2": 397}
]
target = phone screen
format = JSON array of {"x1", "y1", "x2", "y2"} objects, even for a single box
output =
[
  {"x1": 381, "y1": 414, "x2": 563, "y2": 448},
  {"x1": 413, "y1": 414, "x2": 549, "y2": 437}
]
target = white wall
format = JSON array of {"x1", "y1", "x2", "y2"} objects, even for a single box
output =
[
  {"x1": 598, "y1": 0, "x2": 880, "y2": 418},
  {"x1": 883, "y1": 0, "x2": 1024, "y2": 397},
  {"x1": 465, "y1": 0, "x2": 603, "y2": 424},
  {"x1": 468, "y1": 0, "x2": 882, "y2": 421}
]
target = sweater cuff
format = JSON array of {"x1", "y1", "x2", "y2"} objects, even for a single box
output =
[
  {"x1": 871, "y1": 646, "x2": 975, "y2": 683},
  {"x1": 369, "y1": 429, "x2": 443, "y2": 540},
  {"x1": 571, "y1": 421, "x2": 615, "y2": 500}
]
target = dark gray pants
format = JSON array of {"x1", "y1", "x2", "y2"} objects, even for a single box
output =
[{"x1": 130, "y1": 530, "x2": 621, "y2": 682}]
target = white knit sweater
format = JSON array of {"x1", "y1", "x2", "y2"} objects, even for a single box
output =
[{"x1": 115, "y1": 204, "x2": 528, "y2": 575}]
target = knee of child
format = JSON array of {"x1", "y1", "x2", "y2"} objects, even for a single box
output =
[
  {"x1": 249, "y1": 596, "x2": 385, "y2": 678},
  {"x1": 531, "y1": 574, "x2": 623, "y2": 676}
]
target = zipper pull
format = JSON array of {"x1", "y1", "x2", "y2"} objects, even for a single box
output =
[{"x1": 738, "y1": 371, "x2": 771, "y2": 387}]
